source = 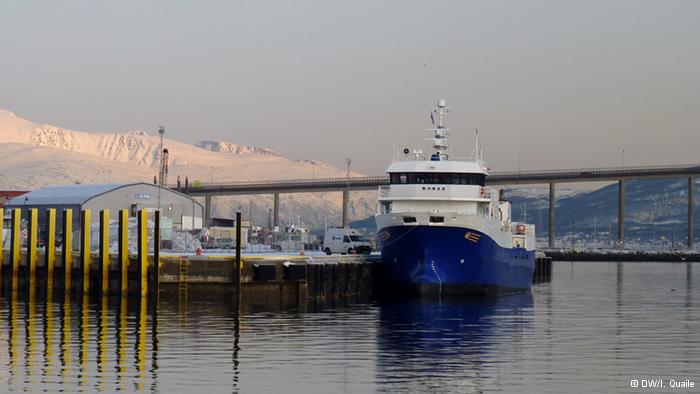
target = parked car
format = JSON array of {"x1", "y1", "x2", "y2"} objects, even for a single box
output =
[{"x1": 218, "y1": 238, "x2": 235, "y2": 249}]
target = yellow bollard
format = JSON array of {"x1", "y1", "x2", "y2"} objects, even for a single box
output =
[
  {"x1": 138, "y1": 209, "x2": 148, "y2": 296},
  {"x1": 63, "y1": 209, "x2": 73, "y2": 294},
  {"x1": 10, "y1": 208, "x2": 21, "y2": 288},
  {"x1": 45, "y1": 208, "x2": 57, "y2": 282},
  {"x1": 81, "y1": 209, "x2": 91, "y2": 294},
  {"x1": 118, "y1": 209, "x2": 129, "y2": 295},
  {"x1": 28, "y1": 208, "x2": 39, "y2": 285},
  {"x1": 99, "y1": 209, "x2": 110, "y2": 295}
]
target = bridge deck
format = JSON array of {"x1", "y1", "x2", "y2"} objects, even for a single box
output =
[{"x1": 172, "y1": 164, "x2": 700, "y2": 196}]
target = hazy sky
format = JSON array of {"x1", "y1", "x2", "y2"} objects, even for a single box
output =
[{"x1": 1, "y1": 1, "x2": 699, "y2": 175}]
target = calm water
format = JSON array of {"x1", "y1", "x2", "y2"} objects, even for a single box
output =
[{"x1": 1, "y1": 262, "x2": 699, "y2": 393}]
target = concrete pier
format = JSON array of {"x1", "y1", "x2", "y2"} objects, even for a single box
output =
[
  {"x1": 618, "y1": 179, "x2": 625, "y2": 247},
  {"x1": 689, "y1": 176, "x2": 695, "y2": 249},
  {"x1": 157, "y1": 255, "x2": 376, "y2": 304}
]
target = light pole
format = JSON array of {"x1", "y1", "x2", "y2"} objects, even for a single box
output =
[
  {"x1": 157, "y1": 126, "x2": 165, "y2": 253},
  {"x1": 157, "y1": 126, "x2": 165, "y2": 212}
]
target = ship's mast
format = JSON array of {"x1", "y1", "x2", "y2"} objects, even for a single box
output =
[{"x1": 429, "y1": 98, "x2": 450, "y2": 160}]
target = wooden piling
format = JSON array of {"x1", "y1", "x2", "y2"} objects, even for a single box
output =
[
  {"x1": 118, "y1": 209, "x2": 129, "y2": 295},
  {"x1": 81, "y1": 209, "x2": 91, "y2": 294},
  {"x1": 45, "y1": 208, "x2": 57, "y2": 283},
  {"x1": 62, "y1": 209, "x2": 73, "y2": 293},
  {"x1": 99, "y1": 209, "x2": 110, "y2": 295},
  {"x1": 137, "y1": 208, "x2": 148, "y2": 296}
]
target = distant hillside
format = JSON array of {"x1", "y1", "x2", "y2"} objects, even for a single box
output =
[
  {"x1": 507, "y1": 179, "x2": 697, "y2": 248},
  {"x1": 195, "y1": 140, "x2": 281, "y2": 157},
  {"x1": 350, "y1": 180, "x2": 697, "y2": 249},
  {"x1": 0, "y1": 109, "x2": 375, "y2": 228}
]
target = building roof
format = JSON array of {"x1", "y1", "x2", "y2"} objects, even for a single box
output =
[{"x1": 6, "y1": 182, "x2": 160, "y2": 206}]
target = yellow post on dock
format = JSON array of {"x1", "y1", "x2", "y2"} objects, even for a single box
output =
[
  {"x1": 10, "y1": 208, "x2": 21, "y2": 288},
  {"x1": 99, "y1": 209, "x2": 110, "y2": 295},
  {"x1": 81, "y1": 209, "x2": 91, "y2": 294},
  {"x1": 28, "y1": 208, "x2": 39, "y2": 283},
  {"x1": 45, "y1": 208, "x2": 57, "y2": 282},
  {"x1": 118, "y1": 209, "x2": 129, "y2": 295},
  {"x1": 137, "y1": 208, "x2": 148, "y2": 296},
  {"x1": 63, "y1": 209, "x2": 73, "y2": 293}
]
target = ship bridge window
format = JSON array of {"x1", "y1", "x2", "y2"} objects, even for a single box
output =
[
  {"x1": 402, "y1": 216, "x2": 417, "y2": 223},
  {"x1": 390, "y1": 172, "x2": 484, "y2": 186},
  {"x1": 429, "y1": 216, "x2": 444, "y2": 223}
]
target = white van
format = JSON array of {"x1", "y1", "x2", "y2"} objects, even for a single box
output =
[{"x1": 323, "y1": 228, "x2": 372, "y2": 255}]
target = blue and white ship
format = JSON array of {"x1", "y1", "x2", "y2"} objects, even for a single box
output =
[{"x1": 375, "y1": 99, "x2": 535, "y2": 295}]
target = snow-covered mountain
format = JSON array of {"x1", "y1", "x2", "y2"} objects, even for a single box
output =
[
  {"x1": 0, "y1": 109, "x2": 374, "y2": 228},
  {"x1": 196, "y1": 140, "x2": 281, "y2": 157}
]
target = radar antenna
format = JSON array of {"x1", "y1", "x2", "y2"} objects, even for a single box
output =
[{"x1": 427, "y1": 98, "x2": 449, "y2": 160}]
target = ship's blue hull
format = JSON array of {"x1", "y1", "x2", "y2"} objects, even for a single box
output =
[{"x1": 377, "y1": 225, "x2": 535, "y2": 295}]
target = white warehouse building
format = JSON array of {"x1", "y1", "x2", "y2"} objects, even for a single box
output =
[{"x1": 5, "y1": 183, "x2": 204, "y2": 236}]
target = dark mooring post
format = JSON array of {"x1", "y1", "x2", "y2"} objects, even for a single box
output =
[
  {"x1": 27, "y1": 208, "x2": 39, "y2": 285},
  {"x1": 62, "y1": 209, "x2": 73, "y2": 293},
  {"x1": 234, "y1": 211, "x2": 242, "y2": 306},
  {"x1": 99, "y1": 209, "x2": 110, "y2": 296},
  {"x1": 618, "y1": 180, "x2": 625, "y2": 248},
  {"x1": 152, "y1": 210, "x2": 160, "y2": 299},
  {"x1": 81, "y1": 209, "x2": 92, "y2": 294},
  {"x1": 10, "y1": 208, "x2": 21, "y2": 288},
  {"x1": 137, "y1": 209, "x2": 148, "y2": 297},
  {"x1": 548, "y1": 183, "x2": 556, "y2": 248},
  {"x1": 689, "y1": 176, "x2": 696, "y2": 249},
  {"x1": 118, "y1": 209, "x2": 129, "y2": 296},
  {"x1": 45, "y1": 208, "x2": 57, "y2": 283}
]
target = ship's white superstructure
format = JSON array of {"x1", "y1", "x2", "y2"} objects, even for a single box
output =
[{"x1": 375, "y1": 99, "x2": 534, "y2": 251}]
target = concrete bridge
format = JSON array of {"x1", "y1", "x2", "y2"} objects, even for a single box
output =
[{"x1": 171, "y1": 164, "x2": 700, "y2": 248}]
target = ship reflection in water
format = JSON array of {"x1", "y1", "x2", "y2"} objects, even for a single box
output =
[
  {"x1": 376, "y1": 292, "x2": 534, "y2": 392},
  {"x1": 0, "y1": 262, "x2": 698, "y2": 393}
]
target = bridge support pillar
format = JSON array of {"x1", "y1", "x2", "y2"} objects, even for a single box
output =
[
  {"x1": 342, "y1": 190, "x2": 349, "y2": 227},
  {"x1": 689, "y1": 176, "x2": 696, "y2": 249},
  {"x1": 273, "y1": 192, "x2": 279, "y2": 230},
  {"x1": 548, "y1": 183, "x2": 555, "y2": 248},
  {"x1": 204, "y1": 194, "x2": 212, "y2": 227},
  {"x1": 618, "y1": 179, "x2": 625, "y2": 248}
]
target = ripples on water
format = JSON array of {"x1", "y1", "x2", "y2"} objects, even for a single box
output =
[{"x1": 0, "y1": 262, "x2": 698, "y2": 393}]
